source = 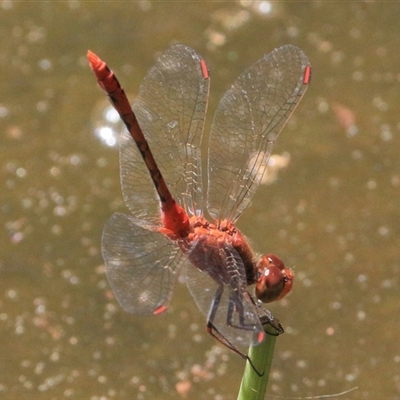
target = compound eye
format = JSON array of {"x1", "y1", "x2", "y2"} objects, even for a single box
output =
[{"x1": 255, "y1": 254, "x2": 294, "y2": 303}]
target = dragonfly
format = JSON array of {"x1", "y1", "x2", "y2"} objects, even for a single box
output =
[{"x1": 87, "y1": 44, "x2": 311, "y2": 365}]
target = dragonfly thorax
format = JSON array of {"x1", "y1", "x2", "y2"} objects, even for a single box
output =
[{"x1": 183, "y1": 215, "x2": 257, "y2": 286}]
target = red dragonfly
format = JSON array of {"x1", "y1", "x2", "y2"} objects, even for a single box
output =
[{"x1": 88, "y1": 44, "x2": 311, "y2": 363}]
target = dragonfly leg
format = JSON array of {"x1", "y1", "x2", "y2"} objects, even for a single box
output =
[
  {"x1": 206, "y1": 285, "x2": 245, "y2": 355},
  {"x1": 226, "y1": 291, "x2": 263, "y2": 332},
  {"x1": 253, "y1": 299, "x2": 284, "y2": 336},
  {"x1": 205, "y1": 286, "x2": 264, "y2": 376},
  {"x1": 226, "y1": 291, "x2": 284, "y2": 337},
  {"x1": 226, "y1": 291, "x2": 246, "y2": 328}
]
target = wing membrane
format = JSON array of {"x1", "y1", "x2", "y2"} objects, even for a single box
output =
[
  {"x1": 207, "y1": 45, "x2": 310, "y2": 221},
  {"x1": 102, "y1": 212, "x2": 184, "y2": 314},
  {"x1": 120, "y1": 44, "x2": 210, "y2": 227}
]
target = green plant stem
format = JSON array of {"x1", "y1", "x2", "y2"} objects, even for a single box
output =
[{"x1": 237, "y1": 334, "x2": 277, "y2": 400}]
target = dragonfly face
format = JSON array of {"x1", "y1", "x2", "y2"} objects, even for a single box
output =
[{"x1": 255, "y1": 254, "x2": 294, "y2": 303}]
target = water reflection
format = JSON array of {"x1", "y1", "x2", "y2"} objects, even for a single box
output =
[{"x1": 92, "y1": 101, "x2": 121, "y2": 148}]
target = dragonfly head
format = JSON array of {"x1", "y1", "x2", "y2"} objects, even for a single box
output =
[{"x1": 255, "y1": 254, "x2": 294, "y2": 303}]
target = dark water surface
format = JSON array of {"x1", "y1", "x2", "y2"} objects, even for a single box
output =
[{"x1": 1, "y1": 2, "x2": 399, "y2": 399}]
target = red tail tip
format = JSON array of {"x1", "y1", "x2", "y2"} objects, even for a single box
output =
[{"x1": 87, "y1": 50, "x2": 102, "y2": 71}]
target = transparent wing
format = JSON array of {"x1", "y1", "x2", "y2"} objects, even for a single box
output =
[
  {"x1": 184, "y1": 242, "x2": 264, "y2": 349},
  {"x1": 207, "y1": 44, "x2": 311, "y2": 222},
  {"x1": 120, "y1": 44, "x2": 210, "y2": 228},
  {"x1": 102, "y1": 212, "x2": 184, "y2": 314}
]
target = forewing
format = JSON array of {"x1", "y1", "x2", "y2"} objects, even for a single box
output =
[
  {"x1": 102, "y1": 212, "x2": 184, "y2": 315},
  {"x1": 184, "y1": 243, "x2": 264, "y2": 349},
  {"x1": 120, "y1": 44, "x2": 210, "y2": 227},
  {"x1": 207, "y1": 45, "x2": 310, "y2": 221}
]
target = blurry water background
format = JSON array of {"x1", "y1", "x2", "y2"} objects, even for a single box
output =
[{"x1": 1, "y1": 2, "x2": 399, "y2": 399}]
